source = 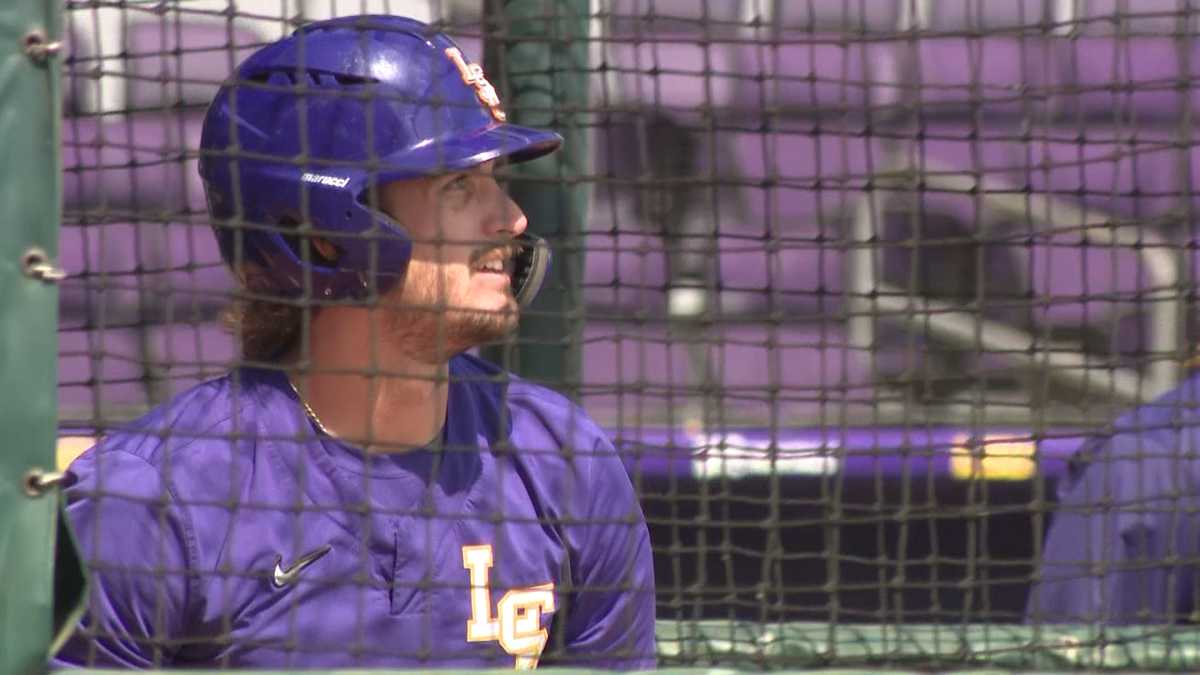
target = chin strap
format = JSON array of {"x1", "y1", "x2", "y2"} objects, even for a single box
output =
[{"x1": 511, "y1": 233, "x2": 550, "y2": 308}]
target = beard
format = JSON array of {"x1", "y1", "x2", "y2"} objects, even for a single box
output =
[{"x1": 380, "y1": 257, "x2": 519, "y2": 363}]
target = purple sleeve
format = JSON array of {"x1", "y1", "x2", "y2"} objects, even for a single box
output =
[
  {"x1": 557, "y1": 436, "x2": 657, "y2": 669},
  {"x1": 1027, "y1": 432, "x2": 1199, "y2": 624},
  {"x1": 50, "y1": 448, "x2": 196, "y2": 669}
]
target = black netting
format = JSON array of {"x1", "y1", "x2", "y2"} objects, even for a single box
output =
[{"x1": 52, "y1": 0, "x2": 1200, "y2": 670}]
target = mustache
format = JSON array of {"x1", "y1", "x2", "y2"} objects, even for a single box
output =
[{"x1": 467, "y1": 242, "x2": 521, "y2": 267}]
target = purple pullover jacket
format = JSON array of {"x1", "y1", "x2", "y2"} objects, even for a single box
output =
[
  {"x1": 1027, "y1": 371, "x2": 1200, "y2": 624},
  {"x1": 51, "y1": 354, "x2": 656, "y2": 669}
]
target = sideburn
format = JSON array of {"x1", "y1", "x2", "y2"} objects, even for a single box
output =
[{"x1": 222, "y1": 268, "x2": 307, "y2": 363}]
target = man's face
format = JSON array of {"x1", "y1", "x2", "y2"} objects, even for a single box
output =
[{"x1": 375, "y1": 159, "x2": 528, "y2": 360}]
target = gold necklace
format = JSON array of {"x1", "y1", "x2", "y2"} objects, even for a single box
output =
[{"x1": 288, "y1": 379, "x2": 336, "y2": 438}]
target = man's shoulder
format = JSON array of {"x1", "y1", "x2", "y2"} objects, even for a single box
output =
[
  {"x1": 1062, "y1": 372, "x2": 1200, "y2": 497},
  {"x1": 451, "y1": 353, "x2": 619, "y2": 461},
  {"x1": 75, "y1": 368, "x2": 293, "y2": 471},
  {"x1": 451, "y1": 356, "x2": 636, "y2": 521},
  {"x1": 1106, "y1": 371, "x2": 1200, "y2": 450},
  {"x1": 453, "y1": 354, "x2": 609, "y2": 444}
]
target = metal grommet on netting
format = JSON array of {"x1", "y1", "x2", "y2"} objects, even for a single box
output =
[
  {"x1": 21, "y1": 247, "x2": 66, "y2": 283},
  {"x1": 22, "y1": 468, "x2": 69, "y2": 498},
  {"x1": 22, "y1": 29, "x2": 62, "y2": 63}
]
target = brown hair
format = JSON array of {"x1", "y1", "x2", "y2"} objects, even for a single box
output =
[
  {"x1": 222, "y1": 221, "x2": 342, "y2": 363},
  {"x1": 221, "y1": 266, "x2": 306, "y2": 363}
]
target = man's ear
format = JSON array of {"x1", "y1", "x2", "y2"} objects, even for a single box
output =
[
  {"x1": 231, "y1": 262, "x2": 258, "y2": 286},
  {"x1": 312, "y1": 237, "x2": 339, "y2": 265},
  {"x1": 278, "y1": 214, "x2": 341, "y2": 267}
]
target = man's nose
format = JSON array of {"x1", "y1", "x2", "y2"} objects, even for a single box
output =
[
  {"x1": 506, "y1": 195, "x2": 528, "y2": 237},
  {"x1": 486, "y1": 180, "x2": 527, "y2": 238}
]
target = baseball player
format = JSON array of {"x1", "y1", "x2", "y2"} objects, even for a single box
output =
[
  {"x1": 1026, "y1": 372, "x2": 1200, "y2": 624},
  {"x1": 52, "y1": 16, "x2": 655, "y2": 669}
]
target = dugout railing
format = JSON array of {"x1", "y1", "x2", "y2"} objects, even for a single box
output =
[{"x1": 843, "y1": 0, "x2": 1188, "y2": 408}]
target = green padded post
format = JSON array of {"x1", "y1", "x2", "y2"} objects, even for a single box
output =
[
  {"x1": 0, "y1": 1, "x2": 86, "y2": 673},
  {"x1": 482, "y1": 0, "x2": 590, "y2": 395}
]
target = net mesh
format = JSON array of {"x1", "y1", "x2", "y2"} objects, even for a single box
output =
[{"x1": 53, "y1": 0, "x2": 1200, "y2": 670}]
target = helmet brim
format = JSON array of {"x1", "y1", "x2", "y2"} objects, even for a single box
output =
[{"x1": 376, "y1": 122, "x2": 563, "y2": 182}]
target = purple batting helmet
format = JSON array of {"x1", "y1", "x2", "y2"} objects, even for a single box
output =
[{"x1": 198, "y1": 15, "x2": 561, "y2": 301}]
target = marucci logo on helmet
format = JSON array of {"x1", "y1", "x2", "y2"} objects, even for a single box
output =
[{"x1": 301, "y1": 173, "x2": 351, "y2": 189}]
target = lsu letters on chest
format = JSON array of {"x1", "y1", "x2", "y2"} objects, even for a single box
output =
[{"x1": 463, "y1": 544, "x2": 556, "y2": 669}]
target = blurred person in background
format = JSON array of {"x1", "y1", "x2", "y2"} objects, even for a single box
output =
[{"x1": 1026, "y1": 371, "x2": 1200, "y2": 624}]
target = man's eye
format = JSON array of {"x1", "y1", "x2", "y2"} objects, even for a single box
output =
[{"x1": 447, "y1": 175, "x2": 470, "y2": 191}]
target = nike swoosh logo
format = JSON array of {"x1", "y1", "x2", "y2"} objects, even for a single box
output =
[{"x1": 272, "y1": 544, "x2": 333, "y2": 588}]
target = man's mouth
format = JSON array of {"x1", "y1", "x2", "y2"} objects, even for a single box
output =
[
  {"x1": 470, "y1": 246, "x2": 515, "y2": 276},
  {"x1": 474, "y1": 259, "x2": 507, "y2": 275}
]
